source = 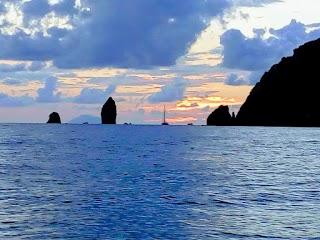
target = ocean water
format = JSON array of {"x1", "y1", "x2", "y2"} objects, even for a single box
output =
[{"x1": 0, "y1": 124, "x2": 320, "y2": 239}]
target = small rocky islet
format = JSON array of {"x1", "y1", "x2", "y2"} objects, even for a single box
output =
[{"x1": 47, "y1": 112, "x2": 61, "y2": 124}]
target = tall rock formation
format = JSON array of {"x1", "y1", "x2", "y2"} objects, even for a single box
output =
[
  {"x1": 237, "y1": 38, "x2": 320, "y2": 127},
  {"x1": 101, "y1": 97, "x2": 117, "y2": 124},
  {"x1": 47, "y1": 112, "x2": 61, "y2": 124},
  {"x1": 207, "y1": 105, "x2": 235, "y2": 126}
]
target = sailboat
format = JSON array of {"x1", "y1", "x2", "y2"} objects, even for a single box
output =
[{"x1": 161, "y1": 105, "x2": 169, "y2": 125}]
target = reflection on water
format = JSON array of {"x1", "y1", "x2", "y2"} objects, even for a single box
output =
[{"x1": 0, "y1": 124, "x2": 320, "y2": 239}]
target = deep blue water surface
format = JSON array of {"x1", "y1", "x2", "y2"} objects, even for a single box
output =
[{"x1": 0, "y1": 124, "x2": 320, "y2": 239}]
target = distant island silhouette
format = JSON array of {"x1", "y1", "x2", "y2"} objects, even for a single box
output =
[
  {"x1": 47, "y1": 112, "x2": 61, "y2": 124},
  {"x1": 68, "y1": 115, "x2": 100, "y2": 124},
  {"x1": 208, "y1": 37, "x2": 320, "y2": 127}
]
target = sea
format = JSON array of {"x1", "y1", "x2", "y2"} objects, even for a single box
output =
[{"x1": 0, "y1": 124, "x2": 320, "y2": 239}]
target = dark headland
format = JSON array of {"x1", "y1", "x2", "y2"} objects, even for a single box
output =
[
  {"x1": 47, "y1": 112, "x2": 61, "y2": 124},
  {"x1": 208, "y1": 37, "x2": 320, "y2": 127},
  {"x1": 101, "y1": 97, "x2": 117, "y2": 124}
]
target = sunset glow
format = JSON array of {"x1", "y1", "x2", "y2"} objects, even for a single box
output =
[{"x1": 0, "y1": 0, "x2": 319, "y2": 124}]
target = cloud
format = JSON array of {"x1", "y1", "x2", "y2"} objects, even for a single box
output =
[
  {"x1": 234, "y1": 0, "x2": 282, "y2": 7},
  {"x1": 0, "y1": 61, "x2": 46, "y2": 73},
  {"x1": 2, "y1": 78, "x2": 24, "y2": 86},
  {"x1": 56, "y1": 72, "x2": 77, "y2": 78},
  {"x1": 36, "y1": 76, "x2": 61, "y2": 102},
  {"x1": 0, "y1": 93, "x2": 34, "y2": 107},
  {"x1": 202, "y1": 106, "x2": 210, "y2": 112},
  {"x1": 73, "y1": 84, "x2": 117, "y2": 104},
  {"x1": 113, "y1": 97, "x2": 126, "y2": 103},
  {"x1": 28, "y1": 61, "x2": 47, "y2": 71},
  {"x1": 0, "y1": 63, "x2": 26, "y2": 73},
  {"x1": 22, "y1": 0, "x2": 51, "y2": 20},
  {"x1": 224, "y1": 71, "x2": 265, "y2": 86},
  {"x1": 221, "y1": 20, "x2": 320, "y2": 72},
  {"x1": 225, "y1": 73, "x2": 247, "y2": 86},
  {"x1": 0, "y1": 0, "x2": 230, "y2": 69},
  {"x1": 178, "y1": 102, "x2": 199, "y2": 108},
  {"x1": 148, "y1": 78, "x2": 189, "y2": 103}
]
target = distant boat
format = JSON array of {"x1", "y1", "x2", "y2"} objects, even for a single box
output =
[
  {"x1": 161, "y1": 105, "x2": 169, "y2": 125},
  {"x1": 187, "y1": 123, "x2": 193, "y2": 126}
]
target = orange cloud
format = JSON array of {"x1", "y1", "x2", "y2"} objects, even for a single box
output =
[
  {"x1": 128, "y1": 73, "x2": 176, "y2": 80},
  {"x1": 176, "y1": 95, "x2": 240, "y2": 111},
  {"x1": 146, "y1": 116, "x2": 197, "y2": 124},
  {"x1": 74, "y1": 68, "x2": 126, "y2": 78},
  {"x1": 184, "y1": 53, "x2": 222, "y2": 66},
  {"x1": 167, "y1": 116, "x2": 197, "y2": 123}
]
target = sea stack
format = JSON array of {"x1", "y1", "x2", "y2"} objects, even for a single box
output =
[
  {"x1": 237, "y1": 37, "x2": 320, "y2": 127},
  {"x1": 101, "y1": 97, "x2": 117, "y2": 124},
  {"x1": 47, "y1": 112, "x2": 61, "y2": 124},
  {"x1": 207, "y1": 105, "x2": 234, "y2": 126}
]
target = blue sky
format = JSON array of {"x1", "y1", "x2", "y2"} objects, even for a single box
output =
[{"x1": 0, "y1": 0, "x2": 319, "y2": 124}]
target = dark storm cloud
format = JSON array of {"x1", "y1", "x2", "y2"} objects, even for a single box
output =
[
  {"x1": 0, "y1": 0, "x2": 230, "y2": 69},
  {"x1": 0, "y1": 31, "x2": 63, "y2": 61},
  {"x1": 55, "y1": 0, "x2": 231, "y2": 69}
]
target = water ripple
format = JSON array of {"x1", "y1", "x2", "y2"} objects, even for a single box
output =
[{"x1": 0, "y1": 124, "x2": 319, "y2": 239}]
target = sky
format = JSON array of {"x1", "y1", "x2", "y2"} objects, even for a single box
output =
[{"x1": 0, "y1": 0, "x2": 320, "y2": 124}]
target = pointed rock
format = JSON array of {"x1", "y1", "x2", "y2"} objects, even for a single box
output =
[
  {"x1": 101, "y1": 97, "x2": 117, "y2": 124},
  {"x1": 47, "y1": 112, "x2": 61, "y2": 124}
]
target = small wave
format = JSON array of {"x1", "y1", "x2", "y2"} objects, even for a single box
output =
[
  {"x1": 171, "y1": 201, "x2": 206, "y2": 206},
  {"x1": 1, "y1": 221, "x2": 16, "y2": 224},
  {"x1": 220, "y1": 231, "x2": 287, "y2": 239},
  {"x1": 304, "y1": 140, "x2": 320, "y2": 144},
  {"x1": 159, "y1": 195, "x2": 176, "y2": 200},
  {"x1": 213, "y1": 198, "x2": 238, "y2": 206}
]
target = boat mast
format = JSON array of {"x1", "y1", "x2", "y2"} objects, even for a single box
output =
[{"x1": 163, "y1": 105, "x2": 166, "y2": 123}]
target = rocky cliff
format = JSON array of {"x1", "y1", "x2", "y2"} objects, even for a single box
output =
[
  {"x1": 236, "y1": 38, "x2": 320, "y2": 126},
  {"x1": 47, "y1": 112, "x2": 61, "y2": 124},
  {"x1": 101, "y1": 97, "x2": 117, "y2": 124},
  {"x1": 207, "y1": 105, "x2": 235, "y2": 126}
]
